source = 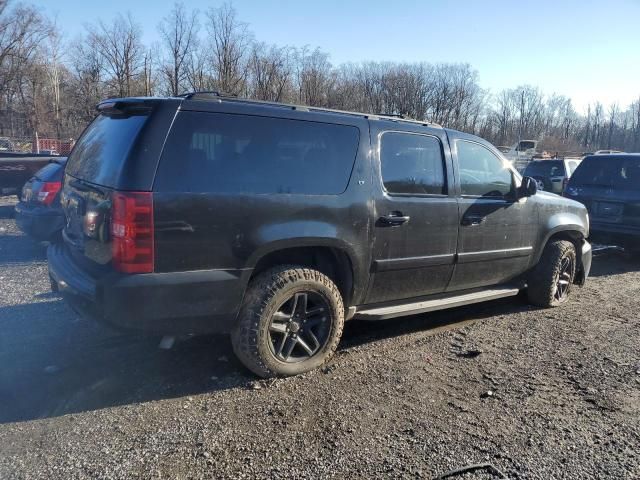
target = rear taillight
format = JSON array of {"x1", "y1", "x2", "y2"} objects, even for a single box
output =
[
  {"x1": 110, "y1": 191, "x2": 154, "y2": 274},
  {"x1": 37, "y1": 181, "x2": 62, "y2": 205}
]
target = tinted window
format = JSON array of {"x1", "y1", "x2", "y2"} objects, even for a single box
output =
[
  {"x1": 380, "y1": 132, "x2": 445, "y2": 195},
  {"x1": 570, "y1": 156, "x2": 640, "y2": 190},
  {"x1": 66, "y1": 113, "x2": 148, "y2": 187},
  {"x1": 155, "y1": 112, "x2": 359, "y2": 194},
  {"x1": 523, "y1": 160, "x2": 566, "y2": 178},
  {"x1": 457, "y1": 140, "x2": 513, "y2": 197}
]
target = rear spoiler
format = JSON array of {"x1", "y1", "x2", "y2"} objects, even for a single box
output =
[{"x1": 97, "y1": 98, "x2": 158, "y2": 115}]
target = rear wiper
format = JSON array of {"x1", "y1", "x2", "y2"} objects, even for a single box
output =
[{"x1": 69, "y1": 178, "x2": 105, "y2": 195}]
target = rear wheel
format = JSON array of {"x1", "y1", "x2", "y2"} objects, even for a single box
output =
[
  {"x1": 527, "y1": 240, "x2": 576, "y2": 307},
  {"x1": 231, "y1": 266, "x2": 344, "y2": 378}
]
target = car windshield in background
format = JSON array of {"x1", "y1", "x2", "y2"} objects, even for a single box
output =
[
  {"x1": 524, "y1": 160, "x2": 565, "y2": 177},
  {"x1": 571, "y1": 156, "x2": 640, "y2": 190},
  {"x1": 65, "y1": 113, "x2": 148, "y2": 187}
]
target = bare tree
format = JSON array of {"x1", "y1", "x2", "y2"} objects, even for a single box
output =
[
  {"x1": 86, "y1": 13, "x2": 145, "y2": 97},
  {"x1": 158, "y1": 2, "x2": 199, "y2": 95},
  {"x1": 248, "y1": 43, "x2": 292, "y2": 101},
  {"x1": 205, "y1": 2, "x2": 252, "y2": 95}
]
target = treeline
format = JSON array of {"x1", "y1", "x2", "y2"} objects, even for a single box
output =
[{"x1": 1, "y1": 0, "x2": 640, "y2": 153}]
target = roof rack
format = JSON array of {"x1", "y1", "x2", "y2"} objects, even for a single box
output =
[
  {"x1": 376, "y1": 113, "x2": 404, "y2": 119},
  {"x1": 177, "y1": 91, "x2": 238, "y2": 100},
  {"x1": 179, "y1": 92, "x2": 441, "y2": 128}
]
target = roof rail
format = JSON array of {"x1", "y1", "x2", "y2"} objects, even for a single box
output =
[
  {"x1": 179, "y1": 93, "x2": 441, "y2": 128},
  {"x1": 178, "y1": 91, "x2": 238, "y2": 100},
  {"x1": 375, "y1": 113, "x2": 404, "y2": 119}
]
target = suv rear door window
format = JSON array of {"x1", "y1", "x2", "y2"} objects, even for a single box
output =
[
  {"x1": 155, "y1": 112, "x2": 360, "y2": 194},
  {"x1": 380, "y1": 132, "x2": 446, "y2": 195},
  {"x1": 65, "y1": 113, "x2": 148, "y2": 187},
  {"x1": 457, "y1": 140, "x2": 513, "y2": 197}
]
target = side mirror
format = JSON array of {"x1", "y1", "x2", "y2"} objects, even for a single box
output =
[{"x1": 519, "y1": 176, "x2": 538, "y2": 198}]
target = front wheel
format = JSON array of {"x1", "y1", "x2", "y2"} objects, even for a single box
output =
[
  {"x1": 231, "y1": 266, "x2": 344, "y2": 377},
  {"x1": 527, "y1": 240, "x2": 577, "y2": 307}
]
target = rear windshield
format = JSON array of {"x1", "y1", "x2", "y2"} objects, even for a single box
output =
[
  {"x1": 524, "y1": 160, "x2": 566, "y2": 177},
  {"x1": 65, "y1": 113, "x2": 148, "y2": 187},
  {"x1": 155, "y1": 112, "x2": 360, "y2": 194},
  {"x1": 570, "y1": 156, "x2": 640, "y2": 190}
]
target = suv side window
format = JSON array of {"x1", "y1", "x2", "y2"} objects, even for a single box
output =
[
  {"x1": 456, "y1": 140, "x2": 513, "y2": 197},
  {"x1": 155, "y1": 112, "x2": 360, "y2": 194},
  {"x1": 380, "y1": 132, "x2": 446, "y2": 195}
]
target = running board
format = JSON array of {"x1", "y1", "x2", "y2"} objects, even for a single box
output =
[{"x1": 354, "y1": 287, "x2": 520, "y2": 320}]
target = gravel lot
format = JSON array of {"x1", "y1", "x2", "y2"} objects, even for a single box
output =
[{"x1": 0, "y1": 195, "x2": 639, "y2": 479}]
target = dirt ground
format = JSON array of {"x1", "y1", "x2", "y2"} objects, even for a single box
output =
[{"x1": 0, "y1": 196, "x2": 639, "y2": 479}]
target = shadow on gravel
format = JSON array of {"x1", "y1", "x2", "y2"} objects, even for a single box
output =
[
  {"x1": 341, "y1": 295, "x2": 532, "y2": 351},
  {"x1": 0, "y1": 299, "x2": 246, "y2": 424},
  {"x1": 0, "y1": 293, "x2": 535, "y2": 424},
  {"x1": 0, "y1": 233, "x2": 47, "y2": 265},
  {"x1": 0, "y1": 203, "x2": 16, "y2": 219}
]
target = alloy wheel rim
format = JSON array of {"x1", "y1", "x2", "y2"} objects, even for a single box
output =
[
  {"x1": 555, "y1": 256, "x2": 573, "y2": 301},
  {"x1": 268, "y1": 291, "x2": 331, "y2": 363}
]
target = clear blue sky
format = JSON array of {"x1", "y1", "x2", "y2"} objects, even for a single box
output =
[{"x1": 32, "y1": 0, "x2": 640, "y2": 113}]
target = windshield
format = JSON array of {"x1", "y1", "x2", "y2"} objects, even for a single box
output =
[
  {"x1": 570, "y1": 156, "x2": 640, "y2": 190},
  {"x1": 65, "y1": 113, "x2": 148, "y2": 187}
]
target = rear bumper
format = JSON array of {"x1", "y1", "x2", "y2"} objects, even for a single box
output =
[
  {"x1": 15, "y1": 202, "x2": 64, "y2": 241},
  {"x1": 47, "y1": 243, "x2": 248, "y2": 334}
]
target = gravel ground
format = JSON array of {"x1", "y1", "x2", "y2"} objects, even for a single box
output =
[{"x1": 0, "y1": 195, "x2": 639, "y2": 479}]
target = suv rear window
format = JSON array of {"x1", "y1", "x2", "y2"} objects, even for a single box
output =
[
  {"x1": 570, "y1": 156, "x2": 640, "y2": 190},
  {"x1": 65, "y1": 113, "x2": 148, "y2": 187},
  {"x1": 155, "y1": 112, "x2": 360, "y2": 194},
  {"x1": 524, "y1": 160, "x2": 566, "y2": 178}
]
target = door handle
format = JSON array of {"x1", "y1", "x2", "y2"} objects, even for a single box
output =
[
  {"x1": 461, "y1": 215, "x2": 486, "y2": 226},
  {"x1": 379, "y1": 213, "x2": 410, "y2": 226}
]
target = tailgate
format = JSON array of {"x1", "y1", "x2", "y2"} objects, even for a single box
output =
[{"x1": 61, "y1": 174, "x2": 114, "y2": 266}]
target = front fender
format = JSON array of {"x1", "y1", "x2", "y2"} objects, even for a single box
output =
[{"x1": 532, "y1": 209, "x2": 589, "y2": 266}]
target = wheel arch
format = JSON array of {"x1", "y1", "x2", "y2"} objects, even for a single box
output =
[
  {"x1": 534, "y1": 227, "x2": 588, "y2": 285},
  {"x1": 247, "y1": 241, "x2": 360, "y2": 308}
]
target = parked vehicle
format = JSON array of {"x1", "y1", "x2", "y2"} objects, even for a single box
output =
[
  {"x1": 0, "y1": 152, "x2": 62, "y2": 196},
  {"x1": 0, "y1": 137, "x2": 16, "y2": 152},
  {"x1": 48, "y1": 94, "x2": 592, "y2": 377},
  {"x1": 564, "y1": 154, "x2": 640, "y2": 251},
  {"x1": 15, "y1": 158, "x2": 67, "y2": 241},
  {"x1": 503, "y1": 139, "x2": 540, "y2": 161},
  {"x1": 522, "y1": 158, "x2": 582, "y2": 194}
]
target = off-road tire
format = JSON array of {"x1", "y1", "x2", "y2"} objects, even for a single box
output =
[
  {"x1": 231, "y1": 266, "x2": 344, "y2": 378},
  {"x1": 527, "y1": 240, "x2": 576, "y2": 307}
]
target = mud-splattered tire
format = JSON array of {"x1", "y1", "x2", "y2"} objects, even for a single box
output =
[
  {"x1": 231, "y1": 266, "x2": 344, "y2": 378},
  {"x1": 527, "y1": 240, "x2": 577, "y2": 307}
]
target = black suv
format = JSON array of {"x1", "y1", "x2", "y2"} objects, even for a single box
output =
[
  {"x1": 564, "y1": 154, "x2": 640, "y2": 251},
  {"x1": 48, "y1": 94, "x2": 592, "y2": 377}
]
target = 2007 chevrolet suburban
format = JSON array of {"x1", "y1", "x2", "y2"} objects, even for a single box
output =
[{"x1": 48, "y1": 93, "x2": 592, "y2": 377}]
